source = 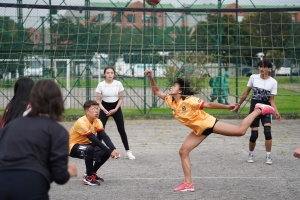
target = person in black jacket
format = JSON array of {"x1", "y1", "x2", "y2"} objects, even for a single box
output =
[
  {"x1": 0, "y1": 79, "x2": 77, "y2": 200},
  {"x1": 69, "y1": 100, "x2": 120, "y2": 186}
]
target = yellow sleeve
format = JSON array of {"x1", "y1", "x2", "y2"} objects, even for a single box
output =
[
  {"x1": 164, "y1": 94, "x2": 172, "y2": 108},
  {"x1": 73, "y1": 118, "x2": 92, "y2": 136},
  {"x1": 189, "y1": 97, "x2": 205, "y2": 110}
]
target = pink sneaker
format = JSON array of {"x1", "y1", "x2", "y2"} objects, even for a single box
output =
[
  {"x1": 255, "y1": 103, "x2": 275, "y2": 115},
  {"x1": 174, "y1": 181, "x2": 195, "y2": 192}
]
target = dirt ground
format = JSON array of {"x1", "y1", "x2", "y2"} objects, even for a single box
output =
[{"x1": 49, "y1": 119, "x2": 300, "y2": 200}]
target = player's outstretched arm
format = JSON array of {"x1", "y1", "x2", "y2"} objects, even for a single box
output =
[
  {"x1": 232, "y1": 87, "x2": 252, "y2": 113},
  {"x1": 144, "y1": 69, "x2": 166, "y2": 100},
  {"x1": 203, "y1": 101, "x2": 238, "y2": 112}
]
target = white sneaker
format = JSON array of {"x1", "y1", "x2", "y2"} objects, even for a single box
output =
[
  {"x1": 125, "y1": 151, "x2": 135, "y2": 160},
  {"x1": 248, "y1": 153, "x2": 254, "y2": 163},
  {"x1": 266, "y1": 156, "x2": 272, "y2": 165}
]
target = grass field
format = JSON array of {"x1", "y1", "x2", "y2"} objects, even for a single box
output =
[{"x1": 1, "y1": 76, "x2": 299, "y2": 118}]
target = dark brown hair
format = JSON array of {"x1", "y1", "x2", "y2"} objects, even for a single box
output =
[
  {"x1": 83, "y1": 100, "x2": 99, "y2": 111},
  {"x1": 103, "y1": 66, "x2": 115, "y2": 74},
  {"x1": 174, "y1": 78, "x2": 194, "y2": 100},
  {"x1": 28, "y1": 79, "x2": 64, "y2": 121}
]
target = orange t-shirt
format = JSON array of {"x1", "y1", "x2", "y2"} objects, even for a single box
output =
[
  {"x1": 69, "y1": 115, "x2": 104, "y2": 153},
  {"x1": 164, "y1": 95, "x2": 216, "y2": 136}
]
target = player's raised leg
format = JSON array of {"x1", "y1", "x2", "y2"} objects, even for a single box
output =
[
  {"x1": 213, "y1": 103, "x2": 275, "y2": 136},
  {"x1": 174, "y1": 133, "x2": 207, "y2": 192}
]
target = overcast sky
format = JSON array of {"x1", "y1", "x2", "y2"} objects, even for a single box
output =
[{"x1": 1, "y1": 0, "x2": 300, "y2": 28}]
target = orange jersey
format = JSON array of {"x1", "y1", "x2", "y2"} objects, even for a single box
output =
[
  {"x1": 69, "y1": 115, "x2": 104, "y2": 153},
  {"x1": 164, "y1": 95, "x2": 216, "y2": 136}
]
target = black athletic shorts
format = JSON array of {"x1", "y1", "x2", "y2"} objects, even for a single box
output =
[
  {"x1": 250, "y1": 114, "x2": 271, "y2": 128},
  {"x1": 70, "y1": 144, "x2": 106, "y2": 163},
  {"x1": 202, "y1": 119, "x2": 218, "y2": 136}
]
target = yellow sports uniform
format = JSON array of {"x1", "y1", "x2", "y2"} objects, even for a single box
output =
[
  {"x1": 69, "y1": 115, "x2": 104, "y2": 153},
  {"x1": 164, "y1": 95, "x2": 216, "y2": 136}
]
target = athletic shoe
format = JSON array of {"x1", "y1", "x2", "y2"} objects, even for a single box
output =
[
  {"x1": 83, "y1": 175, "x2": 100, "y2": 186},
  {"x1": 83, "y1": 173, "x2": 104, "y2": 182},
  {"x1": 125, "y1": 151, "x2": 136, "y2": 160},
  {"x1": 174, "y1": 181, "x2": 195, "y2": 192},
  {"x1": 254, "y1": 103, "x2": 275, "y2": 115},
  {"x1": 248, "y1": 153, "x2": 254, "y2": 163},
  {"x1": 266, "y1": 155, "x2": 273, "y2": 165}
]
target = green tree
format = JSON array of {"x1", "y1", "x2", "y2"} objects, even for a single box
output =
[
  {"x1": 0, "y1": 16, "x2": 32, "y2": 76},
  {"x1": 240, "y1": 12, "x2": 292, "y2": 60},
  {"x1": 51, "y1": 15, "x2": 85, "y2": 52},
  {"x1": 193, "y1": 14, "x2": 236, "y2": 50}
]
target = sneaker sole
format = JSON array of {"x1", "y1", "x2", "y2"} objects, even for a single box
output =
[
  {"x1": 248, "y1": 160, "x2": 254, "y2": 163},
  {"x1": 266, "y1": 162, "x2": 273, "y2": 165},
  {"x1": 83, "y1": 181, "x2": 100, "y2": 186},
  {"x1": 174, "y1": 189, "x2": 195, "y2": 192},
  {"x1": 125, "y1": 155, "x2": 136, "y2": 160}
]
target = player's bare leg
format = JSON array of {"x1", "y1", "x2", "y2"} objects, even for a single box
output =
[
  {"x1": 179, "y1": 133, "x2": 207, "y2": 185},
  {"x1": 213, "y1": 109, "x2": 262, "y2": 136}
]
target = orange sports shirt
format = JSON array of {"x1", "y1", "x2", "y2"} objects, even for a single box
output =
[
  {"x1": 69, "y1": 115, "x2": 104, "y2": 153},
  {"x1": 164, "y1": 95, "x2": 216, "y2": 136}
]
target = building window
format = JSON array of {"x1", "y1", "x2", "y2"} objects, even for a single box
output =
[
  {"x1": 127, "y1": 14, "x2": 136, "y2": 23},
  {"x1": 143, "y1": 14, "x2": 151, "y2": 23},
  {"x1": 97, "y1": 13, "x2": 104, "y2": 21}
]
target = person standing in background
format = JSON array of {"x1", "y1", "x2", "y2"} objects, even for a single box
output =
[
  {"x1": 222, "y1": 71, "x2": 230, "y2": 105},
  {"x1": 233, "y1": 60, "x2": 281, "y2": 165},
  {"x1": 95, "y1": 67, "x2": 135, "y2": 160}
]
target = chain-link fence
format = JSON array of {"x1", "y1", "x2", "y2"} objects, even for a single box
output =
[{"x1": 0, "y1": 0, "x2": 300, "y2": 116}]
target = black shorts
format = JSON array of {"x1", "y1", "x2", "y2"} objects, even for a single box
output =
[
  {"x1": 202, "y1": 119, "x2": 218, "y2": 136},
  {"x1": 250, "y1": 114, "x2": 271, "y2": 128},
  {"x1": 70, "y1": 144, "x2": 107, "y2": 163}
]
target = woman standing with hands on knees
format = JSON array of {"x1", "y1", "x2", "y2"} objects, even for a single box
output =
[{"x1": 95, "y1": 67, "x2": 135, "y2": 160}]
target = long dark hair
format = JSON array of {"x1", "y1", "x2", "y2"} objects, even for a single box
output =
[
  {"x1": 28, "y1": 79, "x2": 64, "y2": 121},
  {"x1": 3, "y1": 77, "x2": 34, "y2": 126},
  {"x1": 174, "y1": 78, "x2": 194, "y2": 100}
]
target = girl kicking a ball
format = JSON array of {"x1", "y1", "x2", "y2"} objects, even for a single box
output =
[{"x1": 144, "y1": 69, "x2": 276, "y2": 192}]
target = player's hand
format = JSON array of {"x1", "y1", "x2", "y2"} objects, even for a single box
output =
[
  {"x1": 68, "y1": 163, "x2": 77, "y2": 177},
  {"x1": 110, "y1": 150, "x2": 120, "y2": 159},
  {"x1": 294, "y1": 147, "x2": 300, "y2": 158},
  {"x1": 274, "y1": 111, "x2": 281, "y2": 122},
  {"x1": 228, "y1": 103, "x2": 237, "y2": 111},
  {"x1": 231, "y1": 103, "x2": 240, "y2": 113},
  {"x1": 106, "y1": 108, "x2": 117, "y2": 116},
  {"x1": 101, "y1": 108, "x2": 109, "y2": 115},
  {"x1": 144, "y1": 70, "x2": 152, "y2": 77}
]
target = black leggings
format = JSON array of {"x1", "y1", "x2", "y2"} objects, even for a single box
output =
[
  {"x1": 99, "y1": 100, "x2": 130, "y2": 150},
  {"x1": 0, "y1": 170, "x2": 49, "y2": 200}
]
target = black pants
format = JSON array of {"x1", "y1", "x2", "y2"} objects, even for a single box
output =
[
  {"x1": 99, "y1": 100, "x2": 130, "y2": 150},
  {"x1": 70, "y1": 144, "x2": 110, "y2": 176},
  {"x1": 0, "y1": 170, "x2": 49, "y2": 200}
]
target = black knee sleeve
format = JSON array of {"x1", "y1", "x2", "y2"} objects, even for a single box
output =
[
  {"x1": 264, "y1": 126, "x2": 272, "y2": 140},
  {"x1": 85, "y1": 145, "x2": 94, "y2": 159},
  {"x1": 250, "y1": 130, "x2": 258, "y2": 143}
]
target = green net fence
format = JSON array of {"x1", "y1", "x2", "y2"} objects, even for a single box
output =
[{"x1": 0, "y1": 0, "x2": 300, "y2": 117}]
